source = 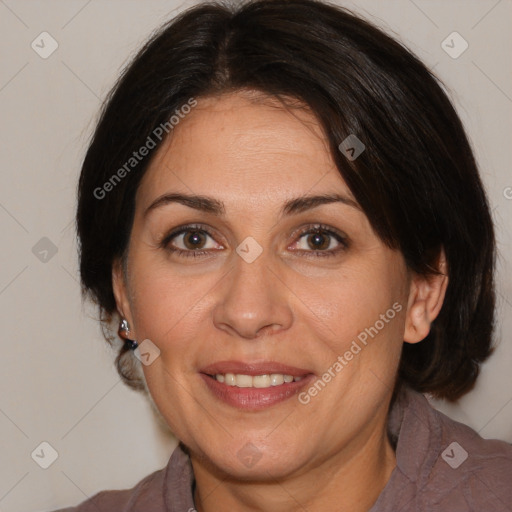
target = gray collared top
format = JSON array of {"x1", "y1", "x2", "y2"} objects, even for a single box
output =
[{"x1": 54, "y1": 386, "x2": 512, "y2": 512}]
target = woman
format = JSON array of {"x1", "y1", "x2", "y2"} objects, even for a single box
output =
[{"x1": 60, "y1": 0, "x2": 511, "y2": 510}]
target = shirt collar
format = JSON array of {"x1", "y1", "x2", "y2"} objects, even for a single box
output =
[{"x1": 164, "y1": 441, "x2": 196, "y2": 512}]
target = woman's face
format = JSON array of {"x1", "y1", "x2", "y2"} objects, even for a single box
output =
[{"x1": 113, "y1": 91, "x2": 420, "y2": 479}]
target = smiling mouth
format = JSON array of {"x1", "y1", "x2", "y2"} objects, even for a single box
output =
[
  {"x1": 200, "y1": 372, "x2": 315, "y2": 410},
  {"x1": 199, "y1": 361, "x2": 315, "y2": 410}
]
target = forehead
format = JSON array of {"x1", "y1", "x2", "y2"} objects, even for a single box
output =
[{"x1": 137, "y1": 91, "x2": 354, "y2": 209}]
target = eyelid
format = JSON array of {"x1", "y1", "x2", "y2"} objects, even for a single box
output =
[
  {"x1": 288, "y1": 223, "x2": 347, "y2": 244},
  {"x1": 159, "y1": 223, "x2": 223, "y2": 250},
  {"x1": 288, "y1": 224, "x2": 349, "y2": 257}
]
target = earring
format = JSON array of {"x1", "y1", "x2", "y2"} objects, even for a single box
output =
[{"x1": 119, "y1": 319, "x2": 138, "y2": 350}]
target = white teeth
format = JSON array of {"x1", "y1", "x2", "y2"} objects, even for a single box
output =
[
  {"x1": 270, "y1": 374, "x2": 284, "y2": 386},
  {"x1": 214, "y1": 373, "x2": 304, "y2": 388},
  {"x1": 236, "y1": 374, "x2": 253, "y2": 388},
  {"x1": 253, "y1": 374, "x2": 271, "y2": 388},
  {"x1": 225, "y1": 373, "x2": 236, "y2": 386}
]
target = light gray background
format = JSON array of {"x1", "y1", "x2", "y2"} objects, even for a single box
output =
[{"x1": 0, "y1": 1, "x2": 511, "y2": 510}]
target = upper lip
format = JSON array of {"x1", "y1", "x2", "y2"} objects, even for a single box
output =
[{"x1": 200, "y1": 360, "x2": 314, "y2": 377}]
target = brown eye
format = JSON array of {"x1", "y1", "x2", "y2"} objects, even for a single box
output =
[
  {"x1": 306, "y1": 232, "x2": 331, "y2": 251},
  {"x1": 160, "y1": 224, "x2": 222, "y2": 259},
  {"x1": 292, "y1": 224, "x2": 349, "y2": 258},
  {"x1": 182, "y1": 230, "x2": 207, "y2": 250}
]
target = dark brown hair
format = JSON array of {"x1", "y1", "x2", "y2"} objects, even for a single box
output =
[{"x1": 76, "y1": 0, "x2": 496, "y2": 401}]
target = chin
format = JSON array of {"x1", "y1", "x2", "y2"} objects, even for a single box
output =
[{"x1": 202, "y1": 443, "x2": 306, "y2": 481}]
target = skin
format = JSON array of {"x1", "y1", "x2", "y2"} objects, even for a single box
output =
[{"x1": 113, "y1": 90, "x2": 448, "y2": 512}]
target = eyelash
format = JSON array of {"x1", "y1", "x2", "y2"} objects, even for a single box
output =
[{"x1": 159, "y1": 223, "x2": 349, "y2": 259}]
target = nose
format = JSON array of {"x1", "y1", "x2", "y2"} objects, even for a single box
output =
[{"x1": 212, "y1": 249, "x2": 294, "y2": 340}]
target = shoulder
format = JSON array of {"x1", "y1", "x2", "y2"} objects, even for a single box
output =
[
  {"x1": 423, "y1": 395, "x2": 512, "y2": 510},
  {"x1": 52, "y1": 466, "x2": 167, "y2": 512},
  {"x1": 388, "y1": 387, "x2": 512, "y2": 511},
  {"x1": 51, "y1": 442, "x2": 195, "y2": 512}
]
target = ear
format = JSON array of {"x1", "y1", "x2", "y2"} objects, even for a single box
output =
[
  {"x1": 403, "y1": 248, "x2": 448, "y2": 344},
  {"x1": 112, "y1": 258, "x2": 138, "y2": 340}
]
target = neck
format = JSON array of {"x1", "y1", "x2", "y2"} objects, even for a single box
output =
[{"x1": 191, "y1": 402, "x2": 397, "y2": 512}]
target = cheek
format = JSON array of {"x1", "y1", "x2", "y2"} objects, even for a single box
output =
[
  {"x1": 128, "y1": 258, "x2": 214, "y2": 339},
  {"x1": 322, "y1": 269, "x2": 403, "y2": 341},
  {"x1": 311, "y1": 262, "x2": 407, "y2": 385}
]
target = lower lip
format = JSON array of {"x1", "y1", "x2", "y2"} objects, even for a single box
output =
[{"x1": 200, "y1": 373, "x2": 315, "y2": 410}]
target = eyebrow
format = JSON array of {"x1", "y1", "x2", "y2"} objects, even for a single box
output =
[{"x1": 144, "y1": 192, "x2": 360, "y2": 219}]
